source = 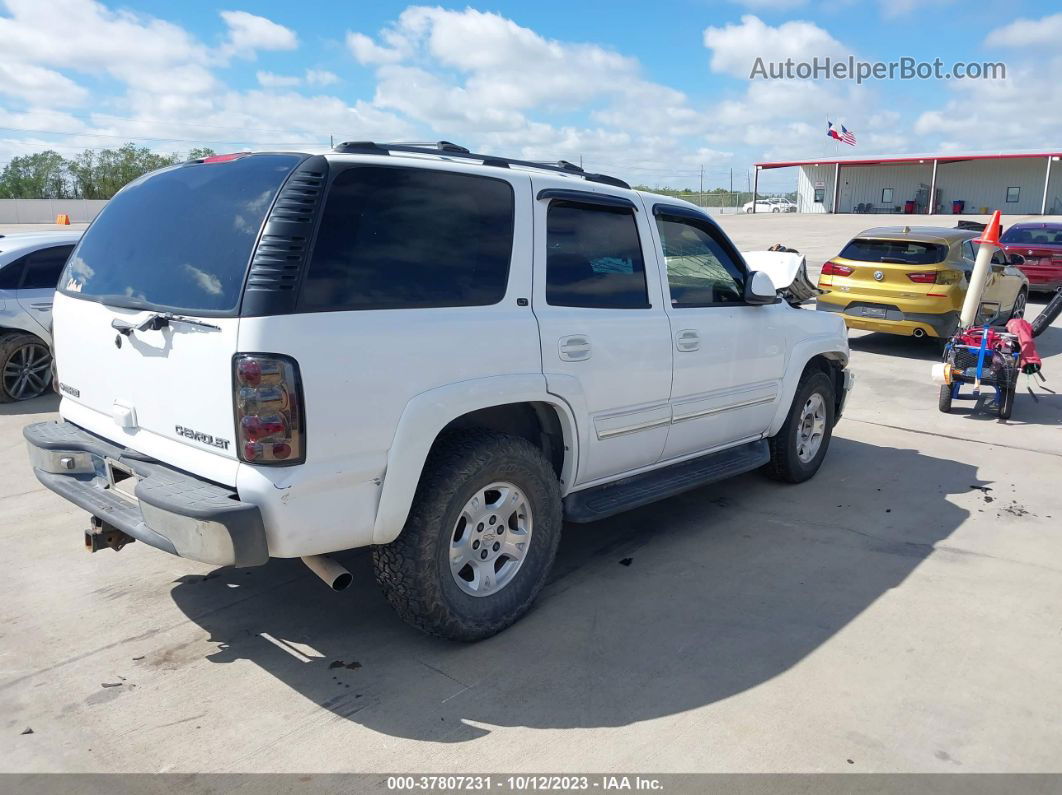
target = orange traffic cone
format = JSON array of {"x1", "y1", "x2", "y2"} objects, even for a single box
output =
[
  {"x1": 973, "y1": 210, "x2": 1001, "y2": 247},
  {"x1": 55, "y1": 213, "x2": 71, "y2": 225}
]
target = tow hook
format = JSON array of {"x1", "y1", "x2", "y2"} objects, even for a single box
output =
[{"x1": 85, "y1": 516, "x2": 135, "y2": 553}]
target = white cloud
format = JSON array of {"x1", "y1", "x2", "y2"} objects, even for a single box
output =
[
  {"x1": 703, "y1": 15, "x2": 849, "y2": 78},
  {"x1": 347, "y1": 31, "x2": 407, "y2": 65},
  {"x1": 985, "y1": 12, "x2": 1062, "y2": 48},
  {"x1": 219, "y1": 10, "x2": 297, "y2": 58},
  {"x1": 0, "y1": 61, "x2": 88, "y2": 106},
  {"x1": 256, "y1": 70, "x2": 301, "y2": 88},
  {"x1": 305, "y1": 69, "x2": 339, "y2": 86}
]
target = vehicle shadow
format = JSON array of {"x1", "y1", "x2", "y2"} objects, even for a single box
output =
[
  {"x1": 170, "y1": 437, "x2": 975, "y2": 742},
  {"x1": 847, "y1": 332, "x2": 941, "y2": 361},
  {"x1": 0, "y1": 391, "x2": 59, "y2": 417}
]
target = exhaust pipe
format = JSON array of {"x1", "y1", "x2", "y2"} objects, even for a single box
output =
[
  {"x1": 302, "y1": 555, "x2": 352, "y2": 591},
  {"x1": 912, "y1": 328, "x2": 925, "y2": 338}
]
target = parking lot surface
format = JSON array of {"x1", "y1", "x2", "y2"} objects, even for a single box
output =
[{"x1": 2, "y1": 215, "x2": 1061, "y2": 773}]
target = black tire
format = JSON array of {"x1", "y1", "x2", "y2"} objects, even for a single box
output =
[
  {"x1": 373, "y1": 431, "x2": 562, "y2": 641},
  {"x1": 765, "y1": 369, "x2": 835, "y2": 483},
  {"x1": 1010, "y1": 288, "x2": 1028, "y2": 321},
  {"x1": 938, "y1": 384, "x2": 953, "y2": 413},
  {"x1": 998, "y1": 385, "x2": 1015, "y2": 420},
  {"x1": 0, "y1": 332, "x2": 52, "y2": 403}
]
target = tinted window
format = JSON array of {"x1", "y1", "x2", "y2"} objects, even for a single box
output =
[
  {"x1": 21, "y1": 245, "x2": 74, "y2": 289},
  {"x1": 300, "y1": 167, "x2": 514, "y2": 311},
  {"x1": 546, "y1": 202, "x2": 648, "y2": 309},
  {"x1": 0, "y1": 260, "x2": 24, "y2": 290},
  {"x1": 839, "y1": 238, "x2": 947, "y2": 265},
  {"x1": 656, "y1": 216, "x2": 744, "y2": 306},
  {"x1": 60, "y1": 154, "x2": 302, "y2": 313}
]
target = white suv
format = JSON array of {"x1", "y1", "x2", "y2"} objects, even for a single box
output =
[{"x1": 25, "y1": 143, "x2": 852, "y2": 640}]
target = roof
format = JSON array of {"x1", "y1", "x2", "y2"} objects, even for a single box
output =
[
  {"x1": 0, "y1": 230, "x2": 82, "y2": 256},
  {"x1": 756, "y1": 151, "x2": 1062, "y2": 170},
  {"x1": 854, "y1": 226, "x2": 977, "y2": 243}
]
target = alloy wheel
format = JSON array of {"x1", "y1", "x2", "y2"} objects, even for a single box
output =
[
  {"x1": 449, "y1": 481, "x2": 533, "y2": 597},
  {"x1": 2, "y1": 342, "x2": 52, "y2": 400}
]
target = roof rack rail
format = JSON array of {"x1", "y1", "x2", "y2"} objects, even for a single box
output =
[{"x1": 331, "y1": 140, "x2": 630, "y2": 189}]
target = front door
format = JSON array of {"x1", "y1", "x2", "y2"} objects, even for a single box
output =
[
  {"x1": 648, "y1": 207, "x2": 787, "y2": 461},
  {"x1": 531, "y1": 181, "x2": 673, "y2": 486}
]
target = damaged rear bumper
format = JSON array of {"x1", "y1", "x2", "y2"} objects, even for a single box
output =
[{"x1": 24, "y1": 420, "x2": 267, "y2": 567}]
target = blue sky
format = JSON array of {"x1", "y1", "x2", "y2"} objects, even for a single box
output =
[{"x1": 1, "y1": 0, "x2": 1059, "y2": 192}]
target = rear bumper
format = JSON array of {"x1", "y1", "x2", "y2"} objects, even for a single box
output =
[
  {"x1": 24, "y1": 420, "x2": 268, "y2": 567},
  {"x1": 816, "y1": 298, "x2": 958, "y2": 338}
]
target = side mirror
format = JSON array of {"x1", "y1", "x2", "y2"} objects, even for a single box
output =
[
  {"x1": 1008, "y1": 253, "x2": 1026, "y2": 266},
  {"x1": 744, "y1": 270, "x2": 777, "y2": 305}
]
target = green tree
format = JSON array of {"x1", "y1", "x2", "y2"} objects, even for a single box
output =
[
  {"x1": 186, "y1": 147, "x2": 216, "y2": 161},
  {"x1": 68, "y1": 143, "x2": 182, "y2": 199},
  {"x1": 0, "y1": 151, "x2": 70, "y2": 199}
]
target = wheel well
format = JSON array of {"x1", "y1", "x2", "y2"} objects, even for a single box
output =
[
  {"x1": 803, "y1": 354, "x2": 845, "y2": 416},
  {"x1": 436, "y1": 402, "x2": 566, "y2": 480}
]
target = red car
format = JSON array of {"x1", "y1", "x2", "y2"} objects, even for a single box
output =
[{"x1": 1000, "y1": 222, "x2": 1062, "y2": 293}]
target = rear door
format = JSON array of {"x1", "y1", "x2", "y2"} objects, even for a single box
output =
[
  {"x1": 52, "y1": 153, "x2": 304, "y2": 486},
  {"x1": 531, "y1": 180, "x2": 673, "y2": 485},
  {"x1": 15, "y1": 244, "x2": 74, "y2": 334}
]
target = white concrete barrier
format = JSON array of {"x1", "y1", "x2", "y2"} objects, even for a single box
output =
[{"x1": 0, "y1": 199, "x2": 108, "y2": 224}]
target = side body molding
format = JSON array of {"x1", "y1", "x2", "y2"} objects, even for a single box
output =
[{"x1": 372, "y1": 374, "x2": 580, "y2": 544}]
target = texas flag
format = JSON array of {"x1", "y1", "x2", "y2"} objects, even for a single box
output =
[{"x1": 827, "y1": 121, "x2": 857, "y2": 146}]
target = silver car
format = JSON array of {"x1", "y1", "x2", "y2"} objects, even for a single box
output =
[{"x1": 0, "y1": 231, "x2": 81, "y2": 401}]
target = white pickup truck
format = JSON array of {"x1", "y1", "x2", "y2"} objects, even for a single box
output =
[{"x1": 25, "y1": 143, "x2": 852, "y2": 640}]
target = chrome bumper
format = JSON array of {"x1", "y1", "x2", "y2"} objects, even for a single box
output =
[{"x1": 24, "y1": 420, "x2": 267, "y2": 567}]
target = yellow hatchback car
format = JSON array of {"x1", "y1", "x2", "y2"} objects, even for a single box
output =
[{"x1": 816, "y1": 226, "x2": 1029, "y2": 341}]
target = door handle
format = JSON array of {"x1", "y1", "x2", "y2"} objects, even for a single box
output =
[
  {"x1": 675, "y1": 329, "x2": 700, "y2": 352},
  {"x1": 559, "y1": 334, "x2": 591, "y2": 362}
]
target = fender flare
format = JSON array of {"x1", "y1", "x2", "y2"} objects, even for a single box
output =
[
  {"x1": 767, "y1": 334, "x2": 849, "y2": 437},
  {"x1": 371, "y1": 373, "x2": 580, "y2": 545}
]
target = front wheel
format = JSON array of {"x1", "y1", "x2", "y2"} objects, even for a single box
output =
[
  {"x1": 765, "y1": 370, "x2": 835, "y2": 483},
  {"x1": 938, "y1": 384, "x2": 953, "y2": 413},
  {"x1": 373, "y1": 431, "x2": 562, "y2": 641},
  {"x1": 745, "y1": 207, "x2": 753, "y2": 214}
]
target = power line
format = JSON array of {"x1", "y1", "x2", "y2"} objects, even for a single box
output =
[{"x1": 0, "y1": 125, "x2": 324, "y2": 147}]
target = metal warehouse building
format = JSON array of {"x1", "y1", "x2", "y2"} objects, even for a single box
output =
[{"x1": 753, "y1": 151, "x2": 1061, "y2": 215}]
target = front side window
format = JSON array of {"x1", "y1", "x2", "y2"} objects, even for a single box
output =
[
  {"x1": 656, "y1": 215, "x2": 745, "y2": 307},
  {"x1": 545, "y1": 202, "x2": 649, "y2": 309},
  {"x1": 300, "y1": 167, "x2": 514, "y2": 311}
]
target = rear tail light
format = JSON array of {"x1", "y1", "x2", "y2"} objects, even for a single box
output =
[
  {"x1": 908, "y1": 270, "x2": 961, "y2": 285},
  {"x1": 906, "y1": 271, "x2": 938, "y2": 284},
  {"x1": 234, "y1": 354, "x2": 304, "y2": 465},
  {"x1": 821, "y1": 261, "x2": 854, "y2": 277}
]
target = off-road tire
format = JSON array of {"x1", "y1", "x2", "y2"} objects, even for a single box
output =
[
  {"x1": 0, "y1": 332, "x2": 52, "y2": 403},
  {"x1": 373, "y1": 431, "x2": 562, "y2": 641},
  {"x1": 765, "y1": 369, "x2": 835, "y2": 483},
  {"x1": 938, "y1": 384, "x2": 953, "y2": 413}
]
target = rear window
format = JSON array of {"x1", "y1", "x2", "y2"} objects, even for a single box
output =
[
  {"x1": 60, "y1": 154, "x2": 302, "y2": 314},
  {"x1": 839, "y1": 238, "x2": 948, "y2": 265},
  {"x1": 299, "y1": 166, "x2": 514, "y2": 311},
  {"x1": 1001, "y1": 226, "x2": 1062, "y2": 246}
]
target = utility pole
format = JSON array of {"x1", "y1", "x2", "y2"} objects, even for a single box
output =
[
  {"x1": 729, "y1": 168, "x2": 733, "y2": 213},
  {"x1": 329, "y1": 133, "x2": 334, "y2": 148},
  {"x1": 579, "y1": 155, "x2": 583, "y2": 170},
  {"x1": 699, "y1": 165, "x2": 703, "y2": 207}
]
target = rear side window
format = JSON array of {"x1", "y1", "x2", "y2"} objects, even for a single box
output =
[
  {"x1": 60, "y1": 154, "x2": 302, "y2": 314},
  {"x1": 839, "y1": 238, "x2": 947, "y2": 265},
  {"x1": 546, "y1": 202, "x2": 649, "y2": 309},
  {"x1": 21, "y1": 245, "x2": 75, "y2": 289},
  {"x1": 299, "y1": 167, "x2": 514, "y2": 311},
  {"x1": 0, "y1": 259, "x2": 23, "y2": 290}
]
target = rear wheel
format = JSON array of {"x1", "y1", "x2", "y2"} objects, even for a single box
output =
[
  {"x1": 373, "y1": 431, "x2": 562, "y2": 641},
  {"x1": 938, "y1": 384, "x2": 953, "y2": 413},
  {"x1": 765, "y1": 370, "x2": 835, "y2": 483},
  {"x1": 0, "y1": 333, "x2": 52, "y2": 403}
]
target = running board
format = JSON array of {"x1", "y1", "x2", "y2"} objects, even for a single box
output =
[{"x1": 563, "y1": 440, "x2": 770, "y2": 523}]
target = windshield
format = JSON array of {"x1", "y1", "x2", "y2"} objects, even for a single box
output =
[
  {"x1": 839, "y1": 238, "x2": 948, "y2": 265},
  {"x1": 60, "y1": 154, "x2": 302, "y2": 314}
]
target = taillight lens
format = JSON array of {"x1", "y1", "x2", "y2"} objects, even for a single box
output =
[
  {"x1": 821, "y1": 261, "x2": 854, "y2": 277},
  {"x1": 906, "y1": 271, "x2": 938, "y2": 284},
  {"x1": 233, "y1": 354, "x2": 304, "y2": 465}
]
